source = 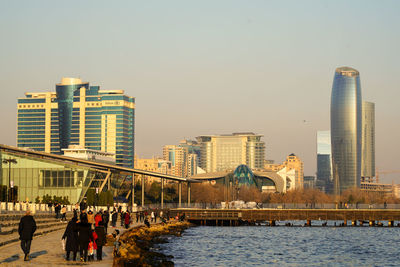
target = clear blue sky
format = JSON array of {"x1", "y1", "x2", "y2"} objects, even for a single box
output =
[{"x1": 1, "y1": 0, "x2": 400, "y2": 181}]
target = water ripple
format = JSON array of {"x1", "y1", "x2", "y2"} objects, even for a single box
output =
[{"x1": 159, "y1": 226, "x2": 400, "y2": 266}]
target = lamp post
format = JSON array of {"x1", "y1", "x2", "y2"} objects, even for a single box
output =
[{"x1": 2, "y1": 158, "x2": 17, "y2": 210}]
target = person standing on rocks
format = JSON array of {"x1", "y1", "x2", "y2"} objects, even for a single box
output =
[
  {"x1": 62, "y1": 216, "x2": 79, "y2": 261},
  {"x1": 18, "y1": 210, "x2": 37, "y2": 261}
]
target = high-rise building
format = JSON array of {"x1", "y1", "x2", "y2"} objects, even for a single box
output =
[
  {"x1": 330, "y1": 67, "x2": 362, "y2": 195},
  {"x1": 316, "y1": 131, "x2": 333, "y2": 193},
  {"x1": 196, "y1": 133, "x2": 265, "y2": 173},
  {"x1": 361, "y1": 101, "x2": 375, "y2": 182},
  {"x1": 17, "y1": 77, "x2": 135, "y2": 167},
  {"x1": 282, "y1": 153, "x2": 304, "y2": 189},
  {"x1": 163, "y1": 145, "x2": 189, "y2": 177},
  {"x1": 303, "y1": 176, "x2": 316, "y2": 189},
  {"x1": 178, "y1": 139, "x2": 201, "y2": 163}
]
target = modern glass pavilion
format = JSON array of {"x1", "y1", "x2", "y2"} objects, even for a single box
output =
[{"x1": 0, "y1": 144, "x2": 197, "y2": 205}]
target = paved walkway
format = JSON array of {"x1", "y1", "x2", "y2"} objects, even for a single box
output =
[{"x1": 0, "y1": 221, "x2": 143, "y2": 267}]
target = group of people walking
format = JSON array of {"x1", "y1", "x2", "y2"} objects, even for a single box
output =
[
  {"x1": 17, "y1": 203, "x2": 179, "y2": 262},
  {"x1": 62, "y1": 209, "x2": 108, "y2": 262}
]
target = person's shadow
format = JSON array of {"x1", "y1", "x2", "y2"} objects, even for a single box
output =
[
  {"x1": 0, "y1": 254, "x2": 20, "y2": 263},
  {"x1": 30, "y1": 250, "x2": 48, "y2": 259},
  {"x1": 0, "y1": 250, "x2": 47, "y2": 263}
]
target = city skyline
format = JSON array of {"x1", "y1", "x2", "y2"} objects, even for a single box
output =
[{"x1": 1, "y1": 1, "x2": 400, "y2": 182}]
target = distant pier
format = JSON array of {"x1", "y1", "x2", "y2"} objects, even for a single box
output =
[{"x1": 171, "y1": 209, "x2": 400, "y2": 227}]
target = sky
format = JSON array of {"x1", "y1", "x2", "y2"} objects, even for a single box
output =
[{"x1": 0, "y1": 0, "x2": 400, "y2": 182}]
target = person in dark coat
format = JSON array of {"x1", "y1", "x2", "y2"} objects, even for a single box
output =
[
  {"x1": 95, "y1": 221, "x2": 106, "y2": 260},
  {"x1": 111, "y1": 211, "x2": 118, "y2": 227},
  {"x1": 77, "y1": 217, "x2": 92, "y2": 262},
  {"x1": 62, "y1": 216, "x2": 79, "y2": 261},
  {"x1": 120, "y1": 211, "x2": 124, "y2": 226},
  {"x1": 18, "y1": 210, "x2": 37, "y2": 261},
  {"x1": 102, "y1": 210, "x2": 109, "y2": 234},
  {"x1": 80, "y1": 199, "x2": 87, "y2": 212}
]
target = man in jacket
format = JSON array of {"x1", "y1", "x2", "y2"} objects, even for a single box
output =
[
  {"x1": 77, "y1": 217, "x2": 92, "y2": 262},
  {"x1": 95, "y1": 221, "x2": 106, "y2": 260},
  {"x1": 18, "y1": 210, "x2": 37, "y2": 261}
]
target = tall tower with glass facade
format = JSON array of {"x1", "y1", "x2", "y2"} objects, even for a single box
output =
[
  {"x1": 330, "y1": 67, "x2": 362, "y2": 195},
  {"x1": 361, "y1": 101, "x2": 375, "y2": 182},
  {"x1": 17, "y1": 77, "x2": 135, "y2": 167}
]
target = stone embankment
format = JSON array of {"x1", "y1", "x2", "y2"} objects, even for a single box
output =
[{"x1": 113, "y1": 221, "x2": 191, "y2": 267}]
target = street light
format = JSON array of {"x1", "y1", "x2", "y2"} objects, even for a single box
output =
[{"x1": 2, "y1": 158, "x2": 17, "y2": 210}]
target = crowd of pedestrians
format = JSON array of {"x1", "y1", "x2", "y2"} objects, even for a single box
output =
[
  {"x1": 61, "y1": 207, "x2": 110, "y2": 262},
  {"x1": 17, "y1": 200, "x2": 184, "y2": 262}
]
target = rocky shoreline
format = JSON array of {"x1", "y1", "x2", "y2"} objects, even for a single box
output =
[{"x1": 113, "y1": 221, "x2": 192, "y2": 267}]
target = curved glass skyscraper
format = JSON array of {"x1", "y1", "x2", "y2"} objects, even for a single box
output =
[
  {"x1": 330, "y1": 67, "x2": 362, "y2": 195},
  {"x1": 56, "y1": 78, "x2": 89, "y2": 149}
]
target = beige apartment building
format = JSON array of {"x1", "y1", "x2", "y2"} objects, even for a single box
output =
[
  {"x1": 162, "y1": 145, "x2": 188, "y2": 177},
  {"x1": 264, "y1": 153, "x2": 304, "y2": 189},
  {"x1": 196, "y1": 133, "x2": 265, "y2": 173}
]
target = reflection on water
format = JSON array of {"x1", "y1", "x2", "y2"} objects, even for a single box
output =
[{"x1": 159, "y1": 223, "x2": 400, "y2": 266}]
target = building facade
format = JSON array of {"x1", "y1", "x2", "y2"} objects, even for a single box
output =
[
  {"x1": 303, "y1": 176, "x2": 316, "y2": 189},
  {"x1": 330, "y1": 67, "x2": 362, "y2": 195},
  {"x1": 17, "y1": 77, "x2": 135, "y2": 167},
  {"x1": 282, "y1": 154, "x2": 304, "y2": 189},
  {"x1": 163, "y1": 145, "x2": 189, "y2": 177},
  {"x1": 196, "y1": 133, "x2": 265, "y2": 173},
  {"x1": 316, "y1": 131, "x2": 333, "y2": 193},
  {"x1": 264, "y1": 154, "x2": 304, "y2": 190},
  {"x1": 361, "y1": 101, "x2": 375, "y2": 182}
]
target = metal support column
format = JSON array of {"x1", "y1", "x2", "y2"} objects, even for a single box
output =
[
  {"x1": 141, "y1": 175, "x2": 145, "y2": 208},
  {"x1": 161, "y1": 178, "x2": 164, "y2": 209},
  {"x1": 132, "y1": 173, "x2": 135, "y2": 212},
  {"x1": 178, "y1": 182, "x2": 182, "y2": 208},
  {"x1": 187, "y1": 182, "x2": 191, "y2": 207}
]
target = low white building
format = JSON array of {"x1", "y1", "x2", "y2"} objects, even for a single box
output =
[{"x1": 62, "y1": 145, "x2": 116, "y2": 165}]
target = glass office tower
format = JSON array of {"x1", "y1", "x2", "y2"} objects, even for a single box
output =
[
  {"x1": 17, "y1": 78, "x2": 135, "y2": 168},
  {"x1": 361, "y1": 101, "x2": 375, "y2": 182},
  {"x1": 316, "y1": 131, "x2": 333, "y2": 193},
  {"x1": 330, "y1": 67, "x2": 362, "y2": 195}
]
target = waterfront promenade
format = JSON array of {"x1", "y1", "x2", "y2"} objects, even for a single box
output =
[{"x1": 0, "y1": 218, "x2": 141, "y2": 266}]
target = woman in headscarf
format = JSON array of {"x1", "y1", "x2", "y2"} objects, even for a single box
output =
[{"x1": 62, "y1": 216, "x2": 79, "y2": 261}]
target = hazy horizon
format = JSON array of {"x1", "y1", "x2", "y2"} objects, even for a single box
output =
[{"x1": 1, "y1": 0, "x2": 400, "y2": 182}]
